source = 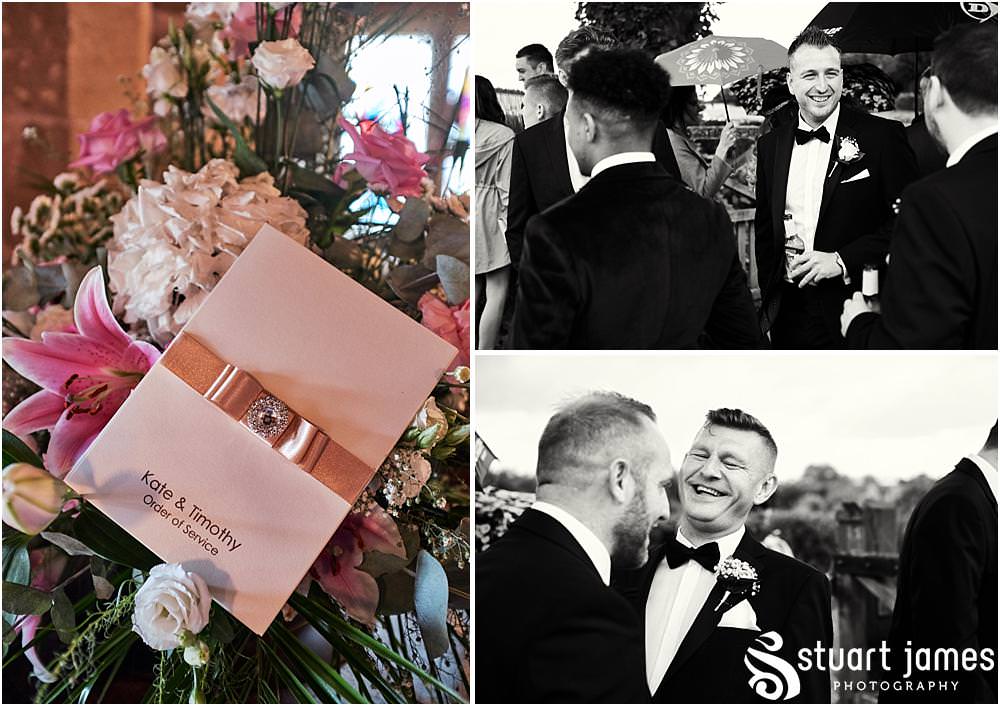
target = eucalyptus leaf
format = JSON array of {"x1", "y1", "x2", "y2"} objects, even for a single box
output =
[
  {"x1": 92, "y1": 575, "x2": 115, "y2": 601},
  {"x1": 3, "y1": 614, "x2": 16, "y2": 657},
  {"x1": 435, "y1": 254, "x2": 470, "y2": 306},
  {"x1": 2, "y1": 429, "x2": 44, "y2": 468},
  {"x1": 208, "y1": 606, "x2": 236, "y2": 644},
  {"x1": 304, "y1": 53, "x2": 356, "y2": 120},
  {"x1": 391, "y1": 199, "x2": 430, "y2": 244},
  {"x1": 2, "y1": 581, "x2": 52, "y2": 615},
  {"x1": 384, "y1": 263, "x2": 437, "y2": 307},
  {"x1": 376, "y1": 570, "x2": 415, "y2": 615},
  {"x1": 2, "y1": 539, "x2": 30, "y2": 586},
  {"x1": 49, "y1": 589, "x2": 75, "y2": 643},
  {"x1": 205, "y1": 95, "x2": 268, "y2": 177},
  {"x1": 422, "y1": 213, "x2": 470, "y2": 269},
  {"x1": 73, "y1": 503, "x2": 159, "y2": 570},
  {"x1": 413, "y1": 550, "x2": 449, "y2": 659},
  {"x1": 359, "y1": 549, "x2": 410, "y2": 578},
  {"x1": 40, "y1": 531, "x2": 96, "y2": 557}
]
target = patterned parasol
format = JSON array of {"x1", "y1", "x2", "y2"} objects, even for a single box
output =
[{"x1": 655, "y1": 35, "x2": 789, "y2": 86}]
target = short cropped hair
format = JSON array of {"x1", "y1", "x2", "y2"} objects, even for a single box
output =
[
  {"x1": 537, "y1": 391, "x2": 656, "y2": 485},
  {"x1": 554, "y1": 26, "x2": 616, "y2": 68},
  {"x1": 932, "y1": 21, "x2": 997, "y2": 115},
  {"x1": 704, "y1": 408, "x2": 778, "y2": 462},
  {"x1": 788, "y1": 25, "x2": 841, "y2": 64},
  {"x1": 986, "y1": 421, "x2": 998, "y2": 451},
  {"x1": 524, "y1": 74, "x2": 569, "y2": 113},
  {"x1": 567, "y1": 48, "x2": 672, "y2": 128},
  {"x1": 516, "y1": 43, "x2": 554, "y2": 72}
]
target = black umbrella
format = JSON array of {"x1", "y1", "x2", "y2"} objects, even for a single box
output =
[{"x1": 806, "y1": 2, "x2": 991, "y2": 53}]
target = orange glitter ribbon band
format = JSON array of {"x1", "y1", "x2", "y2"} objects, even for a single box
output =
[{"x1": 161, "y1": 333, "x2": 372, "y2": 503}]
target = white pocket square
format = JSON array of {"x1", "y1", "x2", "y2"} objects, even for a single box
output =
[
  {"x1": 718, "y1": 599, "x2": 760, "y2": 631},
  {"x1": 841, "y1": 168, "x2": 870, "y2": 184}
]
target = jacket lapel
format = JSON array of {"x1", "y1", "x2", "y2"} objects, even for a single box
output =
[
  {"x1": 657, "y1": 531, "x2": 767, "y2": 689},
  {"x1": 817, "y1": 107, "x2": 860, "y2": 234},
  {"x1": 544, "y1": 111, "x2": 575, "y2": 198},
  {"x1": 770, "y1": 121, "x2": 795, "y2": 250}
]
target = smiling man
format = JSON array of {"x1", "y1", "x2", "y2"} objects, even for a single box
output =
[
  {"x1": 754, "y1": 26, "x2": 918, "y2": 349},
  {"x1": 636, "y1": 409, "x2": 833, "y2": 703}
]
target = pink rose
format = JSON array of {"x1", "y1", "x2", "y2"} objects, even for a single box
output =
[
  {"x1": 69, "y1": 110, "x2": 166, "y2": 175},
  {"x1": 418, "y1": 292, "x2": 470, "y2": 368},
  {"x1": 334, "y1": 117, "x2": 430, "y2": 198}
]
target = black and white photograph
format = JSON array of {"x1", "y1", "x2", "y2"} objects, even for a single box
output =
[
  {"x1": 472, "y1": 1, "x2": 998, "y2": 350},
  {"x1": 474, "y1": 353, "x2": 998, "y2": 703}
]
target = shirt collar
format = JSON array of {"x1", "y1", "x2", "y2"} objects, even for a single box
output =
[
  {"x1": 531, "y1": 501, "x2": 612, "y2": 585},
  {"x1": 676, "y1": 525, "x2": 746, "y2": 563},
  {"x1": 946, "y1": 125, "x2": 998, "y2": 168},
  {"x1": 797, "y1": 103, "x2": 841, "y2": 137},
  {"x1": 591, "y1": 151, "x2": 655, "y2": 178},
  {"x1": 967, "y1": 453, "x2": 998, "y2": 502}
]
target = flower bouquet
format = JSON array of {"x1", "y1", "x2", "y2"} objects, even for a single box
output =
[{"x1": 2, "y1": 3, "x2": 470, "y2": 703}]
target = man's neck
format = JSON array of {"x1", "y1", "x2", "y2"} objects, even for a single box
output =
[
  {"x1": 943, "y1": 114, "x2": 998, "y2": 156},
  {"x1": 678, "y1": 518, "x2": 744, "y2": 545},
  {"x1": 534, "y1": 491, "x2": 613, "y2": 549}
]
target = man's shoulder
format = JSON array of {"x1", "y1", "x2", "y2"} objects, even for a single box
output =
[
  {"x1": 755, "y1": 542, "x2": 830, "y2": 593},
  {"x1": 918, "y1": 461, "x2": 993, "y2": 511},
  {"x1": 844, "y1": 106, "x2": 904, "y2": 135},
  {"x1": 515, "y1": 114, "x2": 562, "y2": 148}
]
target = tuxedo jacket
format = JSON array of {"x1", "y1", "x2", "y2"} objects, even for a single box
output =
[
  {"x1": 505, "y1": 113, "x2": 681, "y2": 271},
  {"x1": 475, "y1": 508, "x2": 649, "y2": 704},
  {"x1": 846, "y1": 134, "x2": 998, "y2": 349},
  {"x1": 754, "y1": 106, "x2": 919, "y2": 340},
  {"x1": 881, "y1": 458, "x2": 998, "y2": 703},
  {"x1": 510, "y1": 161, "x2": 761, "y2": 349},
  {"x1": 626, "y1": 530, "x2": 833, "y2": 704}
]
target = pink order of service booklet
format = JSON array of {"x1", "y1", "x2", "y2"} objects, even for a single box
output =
[{"x1": 65, "y1": 225, "x2": 457, "y2": 634}]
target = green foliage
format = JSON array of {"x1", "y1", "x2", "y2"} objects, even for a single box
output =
[
  {"x1": 2, "y1": 429, "x2": 43, "y2": 468},
  {"x1": 575, "y1": 1, "x2": 718, "y2": 55}
]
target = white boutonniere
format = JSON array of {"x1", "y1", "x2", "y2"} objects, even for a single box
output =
[
  {"x1": 713, "y1": 556, "x2": 760, "y2": 613},
  {"x1": 829, "y1": 136, "x2": 865, "y2": 178}
]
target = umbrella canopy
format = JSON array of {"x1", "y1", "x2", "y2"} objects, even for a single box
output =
[
  {"x1": 806, "y1": 2, "x2": 994, "y2": 54},
  {"x1": 654, "y1": 35, "x2": 788, "y2": 86},
  {"x1": 730, "y1": 63, "x2": 898, "y2": 115}
]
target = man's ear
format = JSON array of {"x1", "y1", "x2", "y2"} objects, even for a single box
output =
[
  {"x1": 583, "y1": 112, "x2": 598, "y2": 143},
  {"x1": 753, "y1": 474, "x2": 778, "y2": 506},
  {"x1": 925, "y1": 75, "x2": 948, "y2": 113},
  {"x1": 608, "y1": 459, "x2": 631, "y2": 503},
  {"x1": 536, "y1": 103, "x2": 545, "y2": 121}
]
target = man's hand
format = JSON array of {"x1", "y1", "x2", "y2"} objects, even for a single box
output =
[
  {"x1": 789, "y1": 250, "x2": 842, "y2": 287},
  {"x1": 840, "y1": 291, "x2": 879, "y2": 337}
]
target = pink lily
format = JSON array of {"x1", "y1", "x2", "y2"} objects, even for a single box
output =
[
  {"x1": 311, "y1": 507, "x2": 406, "y2": 624},
  {"x1": 2, "y1": 267, "x2": 159, "y2": 478}
]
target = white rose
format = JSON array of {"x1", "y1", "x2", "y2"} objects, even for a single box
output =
[
  {"x1": 204, "y1": 75, "x2": 263, "y2": 124},
  {"x1": 412, "y1": 397, "x2": 448, "y2": 446},
  {"x1": 132, "y1": 564, "x2": 211, "y2": 650},
  {"x1": 144, "y1": 46, "x2": 187, "y2": 99},
  {"x1": 251, "y1": 38, "x2": 315, "y2": 90},
  {"x1": 838, "y1": 137, "x2": 862, "y2": 163},
  {"x1": 185, "y1": 2, "x2": 238, "y2": 30}
]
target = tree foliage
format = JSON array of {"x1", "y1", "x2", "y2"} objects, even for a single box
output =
[{"x1": 575, "y1": 1, "x2": 718, "y2": 55}]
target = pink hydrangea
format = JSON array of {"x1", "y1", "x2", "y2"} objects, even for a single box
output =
[
  {"x1": 69, "y1": 110, "x2": 166, "y2": 175},
  {"x1": 334, "y1": 117, "x2": 430, "y2": 198},
  {"x1": 418, "y1": 292, "x2": 470, "y2": 368}
]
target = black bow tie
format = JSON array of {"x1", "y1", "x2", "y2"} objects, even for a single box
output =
[
  {"x1": 795, "y1": 125, "x2": 831, "y2": 145},
  {"x1": 663, "y1": 536, "x2": 720, "y2": 571}
]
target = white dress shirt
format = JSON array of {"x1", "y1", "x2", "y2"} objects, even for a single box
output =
[
  {"x1": 645, "y1": 526, "x2": 745, "y2": 693},
  {"x1": 531, "y1": 501, "x2": 611, "y2": 585},
  {"x1": 591, "y1": 151, "x2": 656, "y2": 178},
  {"x1": 946, "y1": 125, "x2": 999, "y2": 168},
  {"x1": 785, "y1": 104, "x2": 841, "y2": 253},
  {"x1": 563, "y1": 114, "x2": 590, "y2": 192},
  {"x1": 967, "y1": 453, "x2": 998, "y2": 502}
]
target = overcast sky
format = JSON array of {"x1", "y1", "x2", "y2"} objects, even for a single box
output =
[
  {"x1": 474, "y1": 0, "x2": 827, "y2": 91},
  {"x1": 476, "y1": 354, "x2": 998, "y2": 482}
]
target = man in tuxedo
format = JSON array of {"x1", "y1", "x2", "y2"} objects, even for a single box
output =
[
  {"x1": 476, "y1": 391, "x2": 673, "y2": 703},
  {"x1": 637, "y1": 409, "x2": 832, "y2": 703},
  {"x1": 515, "y1": 43, "x2": 553, "y2": 85},
  {"x1": 504, "y1": 27, "x2": 680, "y2": 272},
  {"x1": 510, "y1": 49, "x2": 760, "y2": 349},
  {"x1": 754, "y1": 26, "x2": 918, "y2": 348},
  {"x1": 842, "y1": 22, "x2": 998, "y2": 349},
  {"x1": 521, "y1": 74, "x2": 567, "y2": 129},
  {"x1": 880, "y1": 422, "x2": 998, "y2": 703}
]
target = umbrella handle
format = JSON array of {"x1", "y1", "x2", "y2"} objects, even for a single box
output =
[{"x1": 720, "y1": 83, "x2": 731, "y2": 121}]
